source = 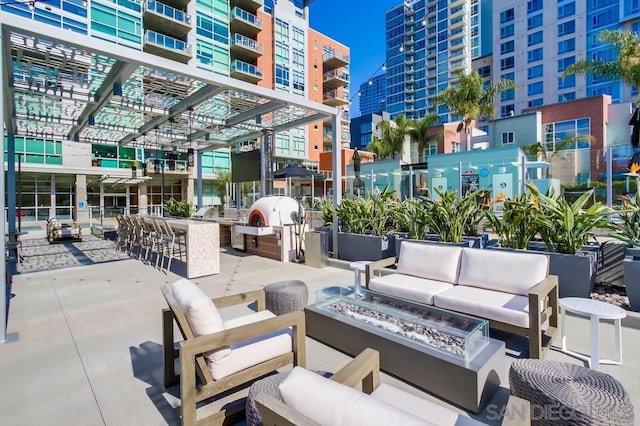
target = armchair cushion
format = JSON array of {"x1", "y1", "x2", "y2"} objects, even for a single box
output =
[
  {"x1": 278, "y1": 366, "x2": 430, "y2": 426},
  {"x1": 434, "y1": 286, "x2": 531, "y2": 328},
  {"x1": 397, "y1": 243, "x2": 463, "y2": 284},
  {"x1": 172, "y1": 278, "x2": 225, "y2": 336},
  {"x1": 458, "y1": 248, "x2": 549, "y2": 296},
  {"x1": 369, "y1": 274, "x2": 453, "y2": 305}
]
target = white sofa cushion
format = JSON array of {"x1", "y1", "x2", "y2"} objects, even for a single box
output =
[
  {"x1": 434, "y1": 286, "x2": 531, "y2": 328},
  {"x1": 172, "y1": 278, "x2": 224, "y2": 336},
  {"x1": 371, "y1": 383, "x2": 483, "y2": 426},
  {"x1": 279, "y1": 367, "x2": 432, "y2": 426},
  {"x1": 397, "y1": 243, "x2": 463, "y2": 284},
  {"x1": 369, "y1": 274, "x2": 453, "y2": 305},
  {"x1": 457, "y1": 248, "x2": 549, "y2": 296}
]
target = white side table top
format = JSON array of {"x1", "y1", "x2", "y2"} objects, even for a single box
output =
[
  {"x1": 560, "y1": 297, "x2": 627, "y2": 320},
  {"x1": 349, "y1": 260, "x2": 373, "y2": 272}
]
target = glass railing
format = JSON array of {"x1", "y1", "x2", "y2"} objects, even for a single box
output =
[
  {"x1": 232, "y1": 7, "x2": 263, "y2": 28},
  {"x1": 323, "y1": 89, "x2": 348, "y2": 102},
  {"x1": 232, "y1": 33, "x2": 263, "y2": 53},
  {"x1": 323, "y1": 69, "x2": 349, "y2": 80},
  {"x1": 145, "y1": 30, "x2": 191, "y2": 55},
  {"x1": 322, "y1": 51, "x2": 350, "y2": 63},
  {"x1": 145, "y1": 0, "x2": 190, "y2": 25},
  {"x1": 231, "y1": 59, "x2": 263, "y2": 78}
]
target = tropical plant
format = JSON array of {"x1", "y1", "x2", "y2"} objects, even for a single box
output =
[
  {"x1": 366, "y1": 136, "x2": 389, "y2": 160},
  {"x1": 407, "y1": 114, "x2": 442, "y2": 162},
  {"x1": 377, "y1": 115, "x2": 410, "y2": 159},
  {"x1": 335, "y1": 187, "x2": 396, "y2": 236},
  {"x1": 164, "y1": 198, "x2": 194, "y2": 218},
  {"x1": 527, "y1": 184, "x2": 615, "y2": 254},
  {"x1": 392, "y1": 198, "x2": 430, "y2": 240},
  {"x1": 212, "y1": 168, "x2": 231, "y2": 212},
  {"x1": 521, "y1": 134, "x2": 594, "y2": 178},
  {"x1": 423, "y1": 189, "x2": 484, "y2": 243},
  {"x1": 483, "y1": 192, "x2": 541, "y2": 249},
  {"x1": 563, "y1": 30, "x2": 640, "y2": 100},
  {"x1": 433, "y1": 70, "x2": 516, "y2": 151},
  {"x1": 611, "y1": 192, "x2": 640, "y2": 247},
  {"x1": 315, "y1": 198, "x2": 336, "y2": 227}
]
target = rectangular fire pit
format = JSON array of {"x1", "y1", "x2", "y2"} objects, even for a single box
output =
[{"x1": 305, "y1": 288, "x2": 505, "y2": 413}]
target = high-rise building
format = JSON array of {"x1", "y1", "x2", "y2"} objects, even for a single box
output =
[
  {"x1": 350, "y1": 112, "x2": 390, "y2": 151},
  {"x1": 359, "y1": 74, "x2": 387, "y2": 116},
  {"x1": 0, "y1": 0, "x2": 348, "y2": 218},
  {"x1": 384, "y1": 0, "x2": 490, "y2": 121}
]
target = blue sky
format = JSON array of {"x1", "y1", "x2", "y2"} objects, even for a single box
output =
[{"x1": 309, "y1": 0, "x2": 400, "y2": 116}]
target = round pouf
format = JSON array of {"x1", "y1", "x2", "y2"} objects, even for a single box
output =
[
  {"x1": 264, "y1": 280, "x2": 308, "y2": 315},
  {"x1": 509, "y1": 359, "x2": 634, "y2": 426},
  {"x1": 246, "y1": 372, "x2": 288, "y2": 426}
]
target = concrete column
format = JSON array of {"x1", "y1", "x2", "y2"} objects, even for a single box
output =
[
  {"x1": 138, "y1": 182, "x2": 148, "y2": 214},
  {"x1": 75, "y1": 174, "x2": 88, "y2": 223},
  {"x1": 125, "y1": 185, "x2": 130, "y2": 216},
  {"x1": 50, "y1": 174, "x2": 56, "y2": 219},
  {"x1": 185, "y1": 177, "x2": 194, "y2": 206},
  {"x1": 196, "y1": 151, "x2": 203, "y2": 209}
]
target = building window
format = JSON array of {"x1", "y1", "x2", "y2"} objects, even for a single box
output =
[
  {"x1": 528, "y1": 81, "x2": 544, "y2": 96},
  {"x1": 558, "y1": 2, "x2": 576, "y2": 19},
  {"x1": 500, "y1": 8, "x2": 514, "y2": 23},
  {"x1": 527, "y1": 13, "x2": 543, "y2": 30},
  {"x1": 558, "y1": 75, "x2": 576, "y2": 89},
  {"x1": 500, "y1": 40, "x2": 515, "y2": 55},
  {"x1": 527, "y1": 0, "x2": 543, "y2": 13},
  {"x1": 501, "y1": 131, "x2": 514, "y2": 144},
  {"x1": 557, "y1": 38, "x2": 575, "y2": 54},
  {"x1": 501, "y1": 88, "x2": 515, "y2": 101},
  {"x1": 527, "y1": 48, "x2": 543, "y2": 63},
  {"x1": 500, "y1": 24, "x2": 514, "y2": 39},
  {"x1": 558, "y1": 92, "x2": 576, "y2": 102},
  {"x1": 557, "y1": 20, "x2": 575, "y2": 37},
  {"x1": 527, "y1": 31, "x2": 543, "y2": 47},
  {"x1": 528, "y1": 98, "x2": 544, "y2": 107},
  {"x1": 451, "y1": 142, "x2": 461, "y2": 153},
  {"x1": 500, "y1": 105, "x2": 514, "y2": 117},
  {"x1": 500, "y1": 56, "x2": 515, "y2": 70},
  {"x1": 528, "y1": 64, "x2": 544, "y2": 79},
  {"x1": 557, "y1": 56, "x2": 575, "y2": 73},
  {"x1": 477, "y1": 65, "x2": 491, "y2": 77}
]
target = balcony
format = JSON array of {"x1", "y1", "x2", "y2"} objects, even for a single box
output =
[
  {"x1": 230, "y1": 59, "x2": 263, "y2": 83},
  {"x1": 405, "y1": 37, "x2": 415, "y2": 46},
  {"x1": 230, "y1": 33, "x2": 262, "y2": 62},
  {"x1": 405, "y1": 56, "x2": 415, "y2": 66},
  {"x1": 143, "y1": 30, "x2": 191, "y2": 63},
  {"x1": 143, "y1": 0, "x2": 191, "y2": 38},
  {"x1": 449, "y1": 15, "x2": 467, "y2": 30},
  {"x1": 322, "y1": 51, "x2": 349, "y2": 71},
  {"x1": 323, "y1": 89, "x2": 349, "y2": 107},
  {"x1": 405, "y1": 67, "x2": 415, "y2": 75},
  {"x1": 450, "y1": 4, "x2": 465, "y2": 19},
  {"x1": 450, "y1": 0, "x2": 464, "y2": 7},
  {"x1": 323, "y1": 69, "x2": 349, "y2": 89},
  {"x1": 405, "y1": 18, "x2": 414, "y2": 26},
  {"x1": 404, "y1": 7, "x2": 414, "y2": 17},
  {"x1": 405, "y1": 76, "x2": 415, "y2": 84},
  {"x1": 405, "y1": 86, "x2": 415, "y2": 95},
  {"x1": 231, "y1": 0, "x2": 262, "y2": 14},
  {"x1": 230, "y1": 7, "x2": 262, "y2": 37}
]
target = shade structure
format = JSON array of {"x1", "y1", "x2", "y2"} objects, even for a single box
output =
[{"x1": 273, "y1": 164, "x2": 324, "y2": 179}]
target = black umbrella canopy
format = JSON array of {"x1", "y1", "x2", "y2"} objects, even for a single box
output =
[
  {"x1": 273, "y1": 164, "x2": 324, "y2": 179},
  {"x1": 629, "y1": 107, "x2": 640, "y2": 148}
]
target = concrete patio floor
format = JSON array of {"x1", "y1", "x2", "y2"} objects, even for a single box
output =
[{"x1": 1, "y1": 232, "x2": 639, "y2": 425}]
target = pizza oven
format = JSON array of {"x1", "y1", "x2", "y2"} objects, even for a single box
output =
[{"x1": 246, "y1": 196, "x2": 304, "y2": 227}]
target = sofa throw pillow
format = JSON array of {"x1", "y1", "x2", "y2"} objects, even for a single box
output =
[
  {"x1": 279, "y1": 367, "x2": 431, "y2": 426},
  {"x1": 172, "y1": 278, "x2": 225, "y2": 336},
  {"x1": 397, "y1": 242, "x2": 463, "y2": 284}
]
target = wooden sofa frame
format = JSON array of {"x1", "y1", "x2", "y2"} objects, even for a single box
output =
[
  {"x1": 365, "y1": 257, "x2": 559, "y2": 359},
  {"x1": 161, "y1": 286, "x2": 306, "y2": 426},
  {"x1": 255, "y1": 348, "x2": 531, "y2": 426}
]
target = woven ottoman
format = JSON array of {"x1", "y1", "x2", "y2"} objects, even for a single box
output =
[
  {"x1": 509, "y1": 359, "x2": 634, "y2": 426},
  {"x1": 263, "y1": 280, "x2": 308, "y2": 315},
  {"x1": 246, "y1": 371, "x2": 332, "y2": 426}
]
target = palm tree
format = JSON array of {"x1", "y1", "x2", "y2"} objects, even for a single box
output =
[
  {"x1": 434, "y1": 70, "x2": 516, "y2": 151},
  {"x1": 407, "y1": 114, "x2": 441, "y2": 162},
  {"x1": 377, "y1": 114, "x2": 410, "y2": 159},
  {"x1": 563, "y1": 30, "x2": 640, "y2": 97},
  {"x1": 366, "y1": 136, "x2": 389, "y2": 160}
]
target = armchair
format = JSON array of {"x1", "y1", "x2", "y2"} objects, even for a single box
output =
[{"x1": 162, "y1": 278, "x2": 306, "y2": 425}]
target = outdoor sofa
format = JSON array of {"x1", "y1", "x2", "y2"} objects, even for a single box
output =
[
  {"x1": 365, "y1": 242, "x2": 559, "y2": 359},
  {"x1": 254, "y1": 348, "x2": 530, "y2": 426}
]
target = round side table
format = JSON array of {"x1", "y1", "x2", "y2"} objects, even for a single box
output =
[
  {"x1": 349, "y1": 260, "x2": 373, "y2": 297},
  {"x1": 559, "y1": 297, "x2": 626, "y2": 371}
]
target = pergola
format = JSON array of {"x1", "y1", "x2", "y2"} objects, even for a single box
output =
[{"x1": 0, "y1": 14, "x2": 345, "y2": 340}]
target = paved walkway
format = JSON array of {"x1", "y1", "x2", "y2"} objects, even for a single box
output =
[{"x1": 2, "y1": 233, "x2": 639, "y2": 425}]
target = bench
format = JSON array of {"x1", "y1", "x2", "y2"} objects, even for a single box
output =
[{"x1": 365, "y1": 242, "x2": 559, "y2": 359}]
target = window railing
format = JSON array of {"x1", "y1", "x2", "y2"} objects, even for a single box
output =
[
  {"x1": 145, "y1": 30, "x2": 191, "y2": 55},
  {"x1": 232, "y1": 33, "x2": 263, "y2": 53},
  {"x1": 232, "y1": 7, "x2": 263, "y2": 28},
  {"x1": 231, "y1": 59, "x2": 263, "y2": 78},
  {"x1": 145, "y1": 0, "x2": 190, "y2": 25}
]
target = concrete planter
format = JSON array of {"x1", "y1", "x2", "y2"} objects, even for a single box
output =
[
  {"x1": 314, "y1": 226, "x2": 333, "y2": 252},
  {"x1": 488, "y1": 246, "x2": 598, "y2": 298},
  {"x1": 624, "y1": 247, "x2": 640, "y2": 312},
  {"x1": 337, "y1": 232, "x2": 396, "y2": 261}
]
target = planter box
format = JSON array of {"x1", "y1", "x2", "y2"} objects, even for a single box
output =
[
  {"x1": 488, "y1": 246, "x2": 597, "y2": 299},
  {"x1": 337, "y1": 232, "x2": 396, "y2": 261},
  {"x1": 624, "y1": 254, "x2": 640, "y2": 312},
  {"x1": 314, "y1": 226, "x2": 333, "y2": 252}
]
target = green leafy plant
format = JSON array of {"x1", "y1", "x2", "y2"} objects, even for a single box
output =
[
  {"x1": 315, "y1": 198, "x2": 336, "y2": 227},
  {"x1": 483, "y1": 192, "x2": 540, "y2": 249},
  {"x1": 164, "y1": 198, "x2": 194, "y2": 218},
  {"x1": 528, "y1": 184, "x2": 615, "y2": 254},
  {"x1": 611, "y1": 192, "x2": 640, "y2": 247},
  {"x1": 392, "y1": 198, "x2": 430, "y2": 240},
  {"x1": 335, "y1": 187, "x2": 396, "y2": 236},
  {"x1": 423, "y1": 189, "x2": 484, "y2": 243}
]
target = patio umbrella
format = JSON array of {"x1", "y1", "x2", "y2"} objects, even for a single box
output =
[
  {"x1": 273, "y1": 164, "x2": 324, "y2": 201},
  {"x1": 629, "y1": 107, "x2": 640, "y2": 148},
  {"x1": 352, "y1": 149, "x2": 363, "y2": 196}
]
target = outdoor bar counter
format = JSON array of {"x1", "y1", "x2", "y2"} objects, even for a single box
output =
[{"x1": 164, "y1": 219, "x2": 220, "y2": 278}]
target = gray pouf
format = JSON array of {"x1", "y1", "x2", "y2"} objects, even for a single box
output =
[
  {"x1": 263, "y1": 280, "x2": 308, "y2": 315},
  {"x1": 509, "y1": 359, "x2": 634, "y2": 426}
]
